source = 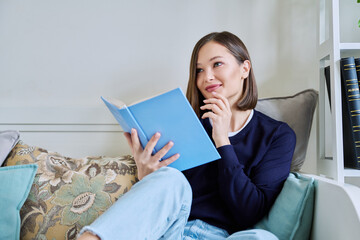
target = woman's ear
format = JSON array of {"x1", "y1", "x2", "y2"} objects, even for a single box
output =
[{"x1": 240, "y1": 60, "x2": 251, "y2": 79}]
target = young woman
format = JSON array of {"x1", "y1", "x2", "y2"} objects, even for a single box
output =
[{"x1": 78, "y1": 31, "x2": 296, "y2": 240}]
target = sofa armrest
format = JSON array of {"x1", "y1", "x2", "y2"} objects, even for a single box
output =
[{"x1": 306, "y1": 174, "x2": 360, "y2": 240}]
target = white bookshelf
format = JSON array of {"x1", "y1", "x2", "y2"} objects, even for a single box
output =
[{"x1": 317, "y1": 0, "x2": 360, "y2": 184}]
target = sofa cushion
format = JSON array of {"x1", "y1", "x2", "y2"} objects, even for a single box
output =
[
  {"x1": 255, "y1": 89, "x2": 318, "y2": 172},
  {"x1": 254, "y1": 172, "x2": 315, "y2": 240},
  {"x1": 4, "y1": 141, "x2": 138, "y2": 240},
  {"x1": 0, "y1": 164, "x2": 37, "y2": 240}
]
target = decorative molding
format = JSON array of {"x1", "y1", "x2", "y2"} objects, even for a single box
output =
[{"x1": 0, "y1": 123, "x2": 122, "y2": 133}]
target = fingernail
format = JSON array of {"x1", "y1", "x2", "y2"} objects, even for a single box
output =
[
  {"x1": 131, "y1": 128, "x2": 136, "y2": 133},
  {"x1": 155, "y1": 132, "x2": 161, "y2": 137}
]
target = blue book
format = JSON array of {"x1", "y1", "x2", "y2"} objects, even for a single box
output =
[{"x1": 101, "y1": 88, "x2": 220, "y2": 171}]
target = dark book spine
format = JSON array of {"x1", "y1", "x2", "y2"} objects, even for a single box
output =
[
  {"x1": 340, "y1": 57, "x2": 360, "y2": 169},
  {"x1": 324, "y1": 66, "x2": 331, "y2": 109},
  {"x1": 355, "y1": 58, "x2": 360, "y2": 86}
]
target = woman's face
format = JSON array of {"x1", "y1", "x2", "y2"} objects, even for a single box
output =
[{"x1": 196, "y1": 41, "x2": 250, "y2": 106}]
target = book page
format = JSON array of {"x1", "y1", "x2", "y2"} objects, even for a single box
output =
[
  {"x1": 129, "y1": 88, "x2": 174, "y2": 106},
  {"x1": 104, "y1": 97, "x2": 126, "y2": 109}
]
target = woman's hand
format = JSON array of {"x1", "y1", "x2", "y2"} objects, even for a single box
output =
[
  {"x1": 124, "y1": 129, "x2": 180, "y2": 180},
  {"x1": 200, "y1": 92, "x2": 231, "y2": 148}
]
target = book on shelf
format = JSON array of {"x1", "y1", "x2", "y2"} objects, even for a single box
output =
[
  {"x1": 355, "y1": 58, "x2": 360, "y2": 82},
  {"x1": 340, "y1": 57, "x2": 360, "y2": 169},
  {"x1": 324, "y1": 66, "x2": 332, "y2": 109},
  {"x1": 323, "y1": 66, "x2": 333, "y2": 160},
  {"x1": 101, "y1": 87, "x2": 220, "y2": 172}
]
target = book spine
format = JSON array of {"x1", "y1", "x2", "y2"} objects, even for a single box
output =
[
  {"x1": 101, "y1": 97, "x2": 151, "y2": 153},
  {"x1": 340, "y1": 57, "x2": 360, "y2": 169},
  {"x1": 324, "y1": 66, "x2": 331, "y2": 109},
  {"x1": 355, "y1": 58, "x2": 360, "y2": 85}
]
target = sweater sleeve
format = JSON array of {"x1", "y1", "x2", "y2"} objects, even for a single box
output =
[{"x1": 216, "y1": 123, "x2": 296, "y2": 229}]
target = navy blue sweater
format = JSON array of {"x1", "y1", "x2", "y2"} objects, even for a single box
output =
[{"x1": 182, "y1": 110, "x2": 296, "y2": 234}]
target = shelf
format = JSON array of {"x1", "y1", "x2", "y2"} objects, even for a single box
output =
[
  {"x1": 318, "y1": 41, "x2": 360, "y2": 60},
  {"x1": 344, "y1": 169, "x2": 360, "y2": 177},
  {"x1": 340, "y1": 43, "x2": 360, "y2": 50},
  {"x1": 340, "y1": 43, "x2": 360, "y2": 57},
  {"x1": 318, "y1": 41, "x2": 360, "y2": 59}
]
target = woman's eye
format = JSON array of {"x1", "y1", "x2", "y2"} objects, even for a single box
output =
[
  {"x1": 214, "y1": 62, "x2": 223, "y2": 67},
  {"x1": 196, "y1": 68, "x2": 203, "y2": 74}
]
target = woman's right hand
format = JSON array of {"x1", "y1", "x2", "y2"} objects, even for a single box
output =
[{"x1": 124, "y1": 128, "x2": 180, "y2": 180}]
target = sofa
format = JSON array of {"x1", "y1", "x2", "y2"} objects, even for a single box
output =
[{"x1": 2, "y1": 89, "x2": 360, "y2": 240}]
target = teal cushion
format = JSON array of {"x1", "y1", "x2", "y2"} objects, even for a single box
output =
[
  {"x1": 254, "y1": 173, "x2": 315, "y2": 240},
  {"x1": 0, "y1": 164, "x2": 38, "y2": 240}
]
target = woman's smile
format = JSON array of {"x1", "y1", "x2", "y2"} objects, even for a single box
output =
[{"x1": 205, "y1": 84, "x2": 222, "y2": 92}]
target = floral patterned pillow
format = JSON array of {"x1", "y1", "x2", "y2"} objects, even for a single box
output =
[{"x1": 4, "y1": 141, "x2": 138, "y2": 240}]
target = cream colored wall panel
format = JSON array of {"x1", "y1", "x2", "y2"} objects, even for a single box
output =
[{"x1": 18, "y1": 131, "x2": 130, "y2": 158}]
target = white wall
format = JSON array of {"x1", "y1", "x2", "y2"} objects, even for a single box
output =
[
  {"x1": 340, "y1": 0, "x2": 360, "y2": 43},
  {"x1": 0, "y1": 0, "x2": 320, "y2": 172}
]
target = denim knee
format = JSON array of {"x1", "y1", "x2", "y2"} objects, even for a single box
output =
[{"x1": 151, "y1": 167, "x2": 192, "y2": 202}]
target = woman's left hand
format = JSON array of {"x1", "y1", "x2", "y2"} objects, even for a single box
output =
[
  {"x1": 124, "y1": 129, "x2": 179, "y2": 180},
  {"x1": 200, "y1": 92, "x2": 231, "y2": 147}
]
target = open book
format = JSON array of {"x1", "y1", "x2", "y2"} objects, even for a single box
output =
[{"x1": 101, "y1": 88, "x2": 220, "y2": 171}]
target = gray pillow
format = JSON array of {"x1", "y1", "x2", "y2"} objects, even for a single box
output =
[
  {"x1": 255, "y1": 89, "x2": 318, "y2": 172},
  {"x1": 0, "y1": 130, "x2": 20, "y2": 166}
]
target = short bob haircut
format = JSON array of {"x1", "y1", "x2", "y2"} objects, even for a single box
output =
[{"x1": 186, "y1": 31, "x2": 258, "y2": 118}]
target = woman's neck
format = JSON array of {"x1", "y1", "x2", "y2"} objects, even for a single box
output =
[{"x1": 229, "y1": 107, "x2": 252, "y2": 132}]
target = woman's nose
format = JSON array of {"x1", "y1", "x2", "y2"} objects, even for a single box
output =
[{"x1": 205, "y1": 70, "x2": 214, "y2": 82}]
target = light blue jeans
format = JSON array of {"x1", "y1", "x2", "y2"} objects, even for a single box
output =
[{"x1": 79, "y1": 167, "x2": 278, "y2": 240}]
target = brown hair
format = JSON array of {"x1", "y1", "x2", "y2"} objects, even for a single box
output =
[{"x1": 186, "y1": 31, "x2": 258, "y2": 118}]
